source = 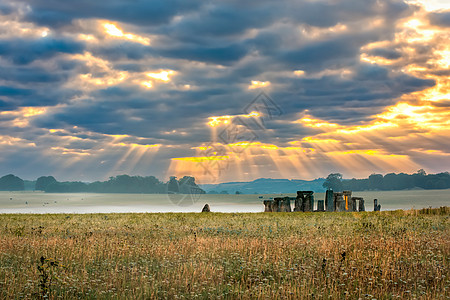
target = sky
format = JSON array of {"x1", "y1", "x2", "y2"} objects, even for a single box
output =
[{"x1": 0, "y1": 0, "x2": 449, "y2": 184}]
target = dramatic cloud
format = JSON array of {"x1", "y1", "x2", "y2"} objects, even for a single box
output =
[{"x1": 0, "y1": 0, "x2": 448, "y2": 183}]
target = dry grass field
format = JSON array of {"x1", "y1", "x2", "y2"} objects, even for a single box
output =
[{"x1": 0, "y1": 207, "x2": 449, "y2": 299}]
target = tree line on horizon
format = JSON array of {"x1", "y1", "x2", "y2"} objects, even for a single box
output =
[
  {"x1": 323, "y1": 169, "x2": 450, "y2": 192},
  {"x1": 0, "y1": 170, "x2": 449, "y2": 193},
  {"x1": 0, "y1": 174, "x2": 205, "y2": 194}
]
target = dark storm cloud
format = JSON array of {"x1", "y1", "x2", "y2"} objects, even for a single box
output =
[
  {"x1": 159, "y1": 3, "x2": 279, "y2": 39},
  {"x1": 428, "y1": 11, "x2": 450, "y2": 27},
  {"x1": 90, "y1": 42, "x2": 150, "y2": 61},
  {"x1": 0, "y1": 65, "x2": 70, "y2": 83},
  {"x1": 160, "y1": 0, "x2": 411, "y2": 39},
  {"x1": 0, "y1": 3, "x2": 12, "y2": 15},
  {"x1": 159, "y1": 44, "x2": 249, "y2": 66},
  {"x1": 91, "y1": 41, "x2": 249, "y2": 66},
  {"x1": 278, "y1": 32, "x2": 381, "y2": 72},
  {"x1": 0, "y1": 85, "x2": 32, "y2": 96},
  {"x1": 0, "y1": 78, "x2": 80, "y2": 108},
  {"x1": 280, "y1": 66, "x2": 428, "y2": 104},
  {"x1": 32, "y1": 97, "x2": 213, "y2": 145},
  {"x1": 0, "y1": 98, "x2": 15, "y2": 110},
  {"x1": 288, "y1": 0, "x2": 411, "y2": 26},
  {"x1": 430, "y1": 100, "x2": 450, "y2": 108},
  {"x1": 18, "y1": 0, "x2": 201, "y2": 28},
  {"x1": 0, "y1": 38, "x2": 84, "y2": 64},
  {"x1": 367, "y1": 47, "x2": 402, "y2": 60}
]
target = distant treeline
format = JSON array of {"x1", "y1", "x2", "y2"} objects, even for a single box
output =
[
  {"x1": 323, "y1": 170, "x2": 450, "y2": 192},
  {"x1": 0, "y1": 174, "x2": 205, "y2": 194},
  {"x1": 1, "y1": 170, "x2": 449, "y2": 193}
]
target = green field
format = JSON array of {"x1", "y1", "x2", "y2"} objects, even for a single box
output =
[{"x1": 1, "y1": 208, "x2": 449, "y2": 299}]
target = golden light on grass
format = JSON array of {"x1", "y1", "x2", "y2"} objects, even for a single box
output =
[{"x1": 0, "y1": 210, "x2": 448, "y2": 298}]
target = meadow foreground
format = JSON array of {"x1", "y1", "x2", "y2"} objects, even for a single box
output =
[{"x1": 0, "y1": 208, "x2": 449, "y2": 299}]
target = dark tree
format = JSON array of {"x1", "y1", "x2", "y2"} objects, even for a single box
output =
[
  {"x1": 35, "y1": 176, "x2": 57, "y2": 191},
  {"x1": 323, "y1": 173, "x2": 343, "y2": 192},
  {"x1": 0, "y1": 174, "x2": 24, "y2": 191},
  {"x1": 167, "y1": 176, "x2": 180, "y2": 193},
  {"x1": 368, "y1": 174, "x2": 383, "y2": 190},
  {"x1": 177, "y1": 176, "x2": 205, "y2": 194},
  {"x1": 338, "y1": 170, "x2": 450, "y2": 191}
]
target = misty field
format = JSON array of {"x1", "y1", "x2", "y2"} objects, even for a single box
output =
[{"x1": 0, "y1": 208, "x2": 449, "y2": 299}]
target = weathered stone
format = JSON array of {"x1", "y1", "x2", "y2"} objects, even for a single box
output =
[
  {"x1": 334, "y1": 192, "x2": 346, "y2": 212},
  {"x1": 276, "y1": 197, "x2": 284, "y2": 212},
  {"x1": 294, "y1": 191, "x2": 303, "y2": 212},
  {"x1": 273, "y1": 197, "x2": 282, "y2": 212},
  {"x1": 351, "y1": 197, "x2": 364, "y2": 212},
  {"x1": 201, "y1": 204, "x2": 210, "y2": 212},
  {"x1": 358, "y1": 198, "x2": 365, "y2": 212},
  {"x1": 263, "y1": 200, "x2": 273, "y2": 212},
  {"x1": 281, "y1": 196, "x2": 292, "y2": 212},
  {"x1": 325, "y1": 189, "x2": 334, "y2": 212},
  {"x1": 294, "y1": 191, "x2": 314, "y2": 212},
  {"x1": 374, "y1": 199, "x2": 381, "y2": 211},
  {"x1": 343, "y1": 191, "x2": 352, "y2": 211},
  {"x1": 303, "y1": 191, "x2": 314, "y2": 212},
  {"x1": 349, "y1": 197, "x2": 357, "y2": 212},
  {"x1": 317, "y1": 200, "x2": 325, "y2": 211}
]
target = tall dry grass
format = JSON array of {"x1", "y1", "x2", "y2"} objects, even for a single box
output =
[{"x1": 0, "y1": 208, "x2": 448, "y2": 299}]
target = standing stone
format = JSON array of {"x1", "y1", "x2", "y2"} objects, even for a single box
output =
[
  {"x1": 349, "y1": 197, "x2": 358, "y2": 212},
  {"x1": 358, "y1": 198, "x2": 365, "y2": 212},
  {"x1": 273, "y1": 197, "x2": 282, "y2": 212},
  {"x1": 303, "y1": 191, "x2": 314, "y2": 212},
  {"x1": 334, "y1": 193, "x2": 346, "y2": 212},
  {"x1": 263, "y1": 200, "x2": 274, "y2": 212},
  {"x1": 282, "y1": 197, "x2": 292, "y2": 212},
  {"x1": 343, "y1": 191, "x2": 352, "y2": 211},
  {"x1": 317, "y1": 200, "x2": 325, "y2": 212},
  {"x1": 309, "y1": 192, "x2": 315, "y2": 212},
  {"x1": 277, "y1": 197, "x2": 287, "y2": 212},
  {"x1": 374, "y1": 199, "x2": 381, "y2": 211},
  {"x1": 325, "y1": 189, "x2": 334, "y2": 212},
  {"x1": 294, "y1": 191, "x2": 304, "y2": 212},
  {"x1": 202, "y1": 204, "x2": 211, "y2": 212}
]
